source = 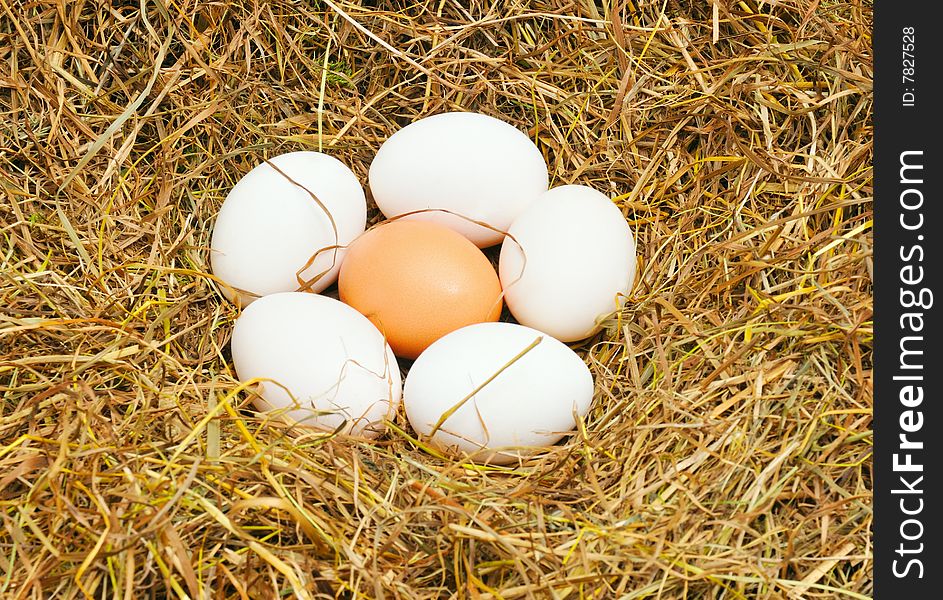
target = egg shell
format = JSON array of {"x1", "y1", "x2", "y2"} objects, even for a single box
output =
[
  {"x1": 404, "y1": 322, "x2": 594, "y2": 464},
  {"x1": 499, "y1": 185, "x2": 637, "y2": 342},
  {"x1": 211, "y1": 151, "x2": 367, "y2": 306},
  {"x1": 230, "y1": 292, "x2": 401, "y2": 437},
  {"x1": 368, "y1": 112, "x2": 549, "y2": 247},
  {"x1": 338, "y1": 220, "x2": 503, "y2": 360}
]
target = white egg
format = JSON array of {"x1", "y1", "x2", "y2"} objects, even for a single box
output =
[
  {"x1": 211, "y1": 151, "x2": 367, "y2": 306},
  {"x1": 404, "y1": 322, "x2": 594, "y2": 464},
  {"x1": 499, "y1": 185, "x2": 637, "y2": 342},
  {"x1": 368, "y1": 112, "x2": 549, "y2": 247},
  {"x1": 230, "y1": 292, "x2": 401, "y2": 437}
]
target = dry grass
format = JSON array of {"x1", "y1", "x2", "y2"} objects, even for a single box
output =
[{"x1": 0, "y1": 0, "x2": 872, "y2": 598}]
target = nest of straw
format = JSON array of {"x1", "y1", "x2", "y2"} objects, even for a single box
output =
[{"x1": 1, "y1": 1, "x2": 872, "y2": 598}]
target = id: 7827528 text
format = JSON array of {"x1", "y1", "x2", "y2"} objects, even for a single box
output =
[{"x1": 902, "y1": 27, "x2": 915, "y2": 107}]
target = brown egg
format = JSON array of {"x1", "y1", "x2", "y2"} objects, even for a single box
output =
[{"x1": 338, "y1": 220, "x2": 503, "y2": 359}]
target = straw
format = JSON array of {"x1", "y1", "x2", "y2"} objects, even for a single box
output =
[{"x1": 0, "y1": 1, "x2": 872, "y2": 597}]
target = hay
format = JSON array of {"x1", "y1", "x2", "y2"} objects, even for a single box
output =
[{"x1": 1, "y1": 0, "x2": 872, "y2": 598}]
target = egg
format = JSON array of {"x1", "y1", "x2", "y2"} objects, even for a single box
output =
[
  {"x1": 368, "y1": 112, "x2": 549, "y2": 247},
  {"x1": 404, "y1": 322, "x2": 594, "y2": 464},
  {"x1": 499, "y1": 185, "x2": 637, "y2": 342},
  {"x1": 211, "y1": 151, "x2": 367, "y2": 306},
  {"x1": 230, "y1": 292, "x2": 401, "y2": 437},
  {"x1": 338, "y1": 220, "x2": 503, "y2": 360}
]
